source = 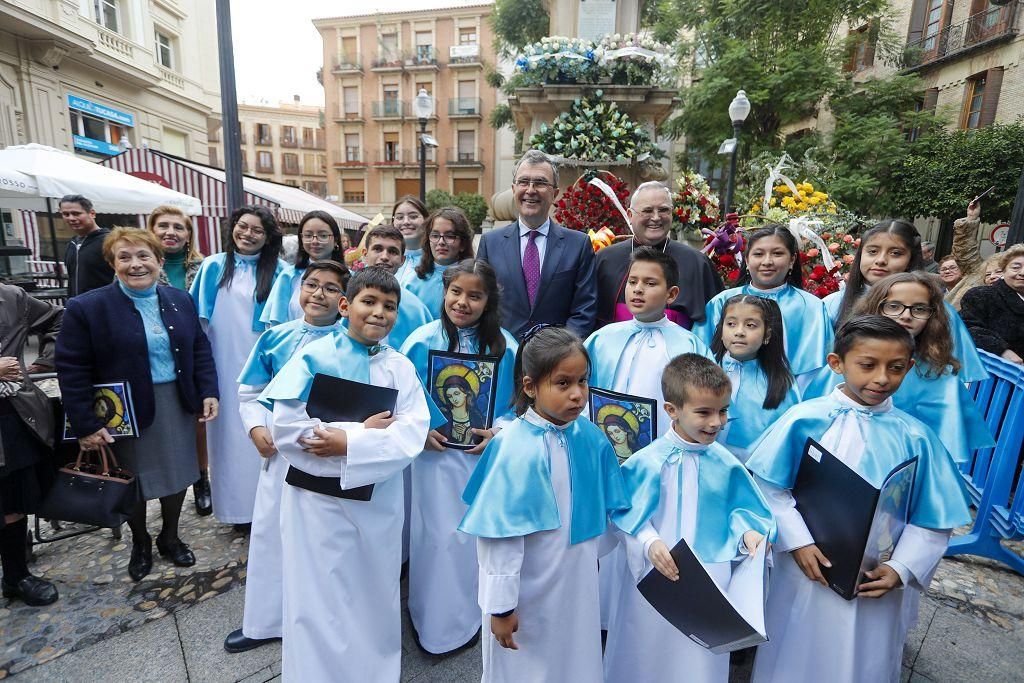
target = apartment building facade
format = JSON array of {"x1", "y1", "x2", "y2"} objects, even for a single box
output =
[
  {"x1": 314, "y1": 3, "x2": 498, "y2": 217},
  {"x1": 211, "y1": 98, "x2": 329, "y2": 198},
  {"x1": 0, "y1": 0, "x2": 221, "y2": 160}
]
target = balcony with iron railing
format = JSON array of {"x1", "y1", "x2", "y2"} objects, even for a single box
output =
[
  {"x1": 335, "y1": 147, "x2": 368, "y2": 167},
  {"x1": 904, "y1": 1, "x2": 1020, "y2": 70},
  {"x1": 446, "y1": 147, "x2": 484, "y2": 167},
  {"x1": 449, "y1": 44, "x2": 482, "y2": 68},
  {"x1": 369, "y1": 149, "x2": 438, "y2": 166},
  {"x1": 280, "y1": 135, "x2": 299, "y2": 148},
  {"x1": 448, "y1": 97, "x2": 482, "y2": 118},
  {"x1": 333, "y1": 54, "x2": 362, "y2": 73},
  {"x1": 371, "y1": 52, "x2": 404, "y2": 71},
  {"x1": 372, "y1": 100, "x2": 407, "y2": 119},
  {"x1": 335, "y1": 104, "x2": 365, "y2": 122},
  {"x1": 406, "y1": 46, "x2": 439, "y2": 70}
]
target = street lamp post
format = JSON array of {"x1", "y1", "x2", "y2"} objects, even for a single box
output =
[
  {"x1": 414, "y1": 89, "x2": 434, "y2": 204},
  {"x1": 724, "y1": 90, "x2": 751, "y2": 214}
]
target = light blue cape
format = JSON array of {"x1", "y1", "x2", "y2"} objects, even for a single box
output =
[
  {"x1": 257, "y1": 329, "x2": 371, "y2": 409},
  {"x1": 459, "y1": 416, "x2": 629, "y2": 545},
  {"x1": 404, "y1": 263, "x2": 448, "y2": 319},
  {"x1": 693, "y1": 284, "x2": 834, "y2": 377},
  {"x1": 720, "y1": 355, "x2": 801, "y2": 450},
  {"x1": 745, "y1": 395, "x2": 972, "y2": 530},
  {"x1": 260, "y1": 264, "x2": 304, "y2": 327},
  {"x1": 584, "y1": 319, "x2": 713, "y2": 390},
  {"x1": 189, "y1": 253, "x2": 285, "y2": 333},
  {"x1": 612, "y1": 436, "x2": 776, "y2": 563},
  {"x1": 237, "y1": 318, "x2": 341, "y2": 386}
]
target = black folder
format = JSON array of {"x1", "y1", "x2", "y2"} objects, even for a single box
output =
[
  {"x1": 637, "y1": 538, "x2": 768, "y2": 654},
  {"x1": 285, "y1": 374, "x2": 399, "y2": 502},
  {"x1": 793, "y1": 438, "x2": 917, "y2": 600}
]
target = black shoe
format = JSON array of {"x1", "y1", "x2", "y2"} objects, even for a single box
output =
[
  {"x1": 232, "y1": 523, "x2": 251, "y2": 535},
  {"x1": 193, "y1": 471, "x2": 212, "y2": 517},
  {"x1": 224, "y1": 628, "x2": 279, "y2": 654},
  {"x1": 2, "y1": 574, "x2": 59, "y2": 606},
  {"x1": 156, "y1": 535, "x2": 196, "y2": 567},
  {"x1": 128, "y1": 536, "x2": 153, "y2": 582}
]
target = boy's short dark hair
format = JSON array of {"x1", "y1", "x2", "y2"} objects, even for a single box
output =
[
  {"x1": 302, "y1": 260, "x2": 351, "y2": 291},
  {"x1": 367, "y1": 224, "x2": 406, "y2": 254},
  {"x1": 346, "y1": 266, "x2": 402, "y2": 304},
  {"x1": 661, "y1": 353, "x2": 731, "y2": 406},
  {"x1": 629, "y1": 245, "x2": 679, "y2": 288},
  {"x1": 59, "y1": 194, "x2": 93, "y2": 212},
  {"x1": 834, "y1": 314, "x2": 915, "y2": 359}
]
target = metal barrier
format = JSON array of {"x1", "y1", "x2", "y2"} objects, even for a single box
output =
[{"x1": 947, "y1": 350, "x2": 1024, "y2": 574}]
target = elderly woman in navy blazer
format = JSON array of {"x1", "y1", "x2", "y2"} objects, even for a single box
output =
[{"x1": 56, "y1": 227, "x2": 219, "y2": 582}]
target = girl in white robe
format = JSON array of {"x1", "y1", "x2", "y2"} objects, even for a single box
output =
[{"x1": 190, "y1": 206, "x2": 284, "y2": 525}]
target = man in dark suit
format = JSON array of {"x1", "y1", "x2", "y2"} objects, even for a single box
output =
[{"x1": 477, "y1": 150, "x2": 597, "y2": 339}]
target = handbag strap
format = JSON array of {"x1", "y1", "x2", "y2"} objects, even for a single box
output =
[{"x1": 97, "y1": 444, "x2": 122, "y2": 475}]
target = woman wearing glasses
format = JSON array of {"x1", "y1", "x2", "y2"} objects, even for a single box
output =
[
  {"x1": 406, "y1": 207, "x2": 475, "y2": 317},
  {"x1": 261, "y1": 211, "x2": 344, "y2": 326},
  {"x1": 190, "y1": 206, "x2": 284, "y2": 529}
]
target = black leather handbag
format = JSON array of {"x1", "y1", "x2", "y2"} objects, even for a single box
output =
[{"x1": 38, "y1": 445, "x2": 140, "y2": 528}]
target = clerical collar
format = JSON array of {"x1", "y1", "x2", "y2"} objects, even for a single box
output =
[
  {"x1": 666, "y1": 424, "x2": 710, "y2": 452},
  {"x1": 524, "y1": 407, "x2": 571, "y2": 431},
  {"x1": 519, "y1": 219, "x2": 551, "y2": 238},
  {"x1": 631, "y1": 236, "x2": 669, "y2": 253},
  {"x1": 830, "y1": 385, "x2": 892, "y2": 413},
  {"x1": 748, "y1": 282, "x2": 789, "y2": 294}
]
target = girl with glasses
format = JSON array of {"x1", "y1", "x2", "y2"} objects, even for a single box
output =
[
  {"x1": 262, "y1": 211, "x2": 344, "y2": 326},
  {"x1": 391, "y1": 195, "x2": 429, "y2": 286},
  {"x1": 407, "y1": 207, "x2": 475, "y2": 317}
]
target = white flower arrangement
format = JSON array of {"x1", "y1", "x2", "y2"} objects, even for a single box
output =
[{"x1": 529, "y1": 91, "x2": 656, "y2": 163}]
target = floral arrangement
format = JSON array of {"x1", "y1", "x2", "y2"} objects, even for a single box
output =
[
  {"x1": 699, "y1": 214, "x2": 746, "y2": 286},
  {"x1": 530, "y1": 91, "x2": 656, "y2": 163},
  {"x1": 596, "y1": 33, "x2": 673, "y2": 86},
  {"x1": 514, "y1": 37, "x2": 600, "y2": 86},
  {"x1": 554, "y1": 170, "x2": 632, "y2": 235},
  {"x1": 799, "y1": 222, "x2": 862, "y2": 298},
  {"x1": 750, "y1": 181, "x2": 838, "y2": 216},
  {"x1": 673, "y1": 171, "x2": 721, "y2": 234}
]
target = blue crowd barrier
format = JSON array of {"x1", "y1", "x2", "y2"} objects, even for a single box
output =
[{"x1": 947, "y1": 350, "x2": 1024, "y2": 574}]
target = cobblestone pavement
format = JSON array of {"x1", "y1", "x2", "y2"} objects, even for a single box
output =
[{"x1": 2, "y1": 495, "x2": 1023, "y2": 680}]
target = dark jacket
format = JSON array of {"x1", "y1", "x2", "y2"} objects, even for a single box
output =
[
  {"x1": 960, "y1": 279, "x2": 1024, "y2": 359},
  {"x1": 55, "y1": 282, "x2": 219, "y2": 438},
  {"x1": 0, "y1": 284, "x2": 62, "y2": 465},
  {"x1": 476, "y1": 221, "x2": 598, "y2": 339},
  {"x1": 64, "y1": 228, "x2": 115, "y2": 298}
]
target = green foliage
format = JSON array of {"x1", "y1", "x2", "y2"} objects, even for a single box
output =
[
  {"x1": 491, "y1": 0, "x2": 549, "y2": 57},
  {"x1": 643, "y1": 0, "x2": 684, "y2": 44},
  {"x1": 485, "y1": 68, "x2": 505, "y2": 90},
  {"x1": 425, "y1": 190, "x2": 491, "y2": 231},
  {"x1": 489, "y1": 103, "x2": 515, "y2": 131},
  {"x1": 889, "y1": 121, "x2": 1024, "y2": 222},
  {"x1": 425, "y1": 189, "x2": 454, "y2": 212}
]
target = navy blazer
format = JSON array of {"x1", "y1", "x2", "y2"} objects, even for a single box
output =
[
  {"x1": 477, "y1": 221, "x2": 597, "y2": 339},
  {"x1": 55, "y1": 283, "x2": 219, "y2": 438}
]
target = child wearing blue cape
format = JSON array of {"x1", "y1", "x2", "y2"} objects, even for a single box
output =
[
  {"x1": 746, "y1": 316, "x2": 971, "y2": 683},
  {"x1": 260, "y1": 211, "x2": 345, "y2": 326},
  {"x1": 459, "y1": 326, "x2": 628, "y2": 682},
  {"x1": 257, "y1": 267, "x2": 430, "y2": 682},
  {"x1": 709, "y1": 294, "x2": 800, "y2": 462},
  {"x1": 223, "y1": 261, "x2": 348, "y2": 654},
  {"x1": 692, "y1": 225, "x2": 834, "y2": 388},
  {"x1": 400, "y1": 259, "x2": 518, "y2": 655},
  {"x1": 404, "y1": 207, "x2": 475, "y2": 318},
  {"x1": 604, "y1": 354, "x2": 774, "y2": 683},
  {"x1": 806, "y1": 272, "x2": 994, "y2": 466},
  {"x1": 583, "y1": 245, "x2": 712, "y2": 629},
  {"x1": 821, "y1": 217, "x2": 987, "y2": 383},
  {"x1": 359, "y1": 224, "x2": 433, "y2": 350}
]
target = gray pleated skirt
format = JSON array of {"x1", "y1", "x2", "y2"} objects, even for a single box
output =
[{"x1": 113, "y1": 382, "x2": 199, "y2": 500}]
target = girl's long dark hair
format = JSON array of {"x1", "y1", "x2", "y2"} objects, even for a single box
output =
[
  {"x1": 711, "y1": 294, "x2": 794, "y2": 410},
  {"x1": 512, "y1": 325, "x2": 589, "y2": 415},
  {"x1": 295, "y1": 210, "x2": 344, "y2": 268},
  {"x1": 836, "y1": 219, "x2": 922, "y2": 326},
  {"x1": 738, "y1": 225, "x2": 804, "y2": 289},
  {"x1": 220, "y1": 205, "x2": 283, "y2": 302},
  {"x1": 854, "y1": 271, "x2": 959, "y2": 378},
  {"x1": 441, "y1": 259, "x2": 506, "y2": 358},
  {"x1": 416, "y1": 206, "x2": 475, "y2": 279}
]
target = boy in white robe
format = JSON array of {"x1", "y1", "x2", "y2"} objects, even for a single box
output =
[
  {"x1": 258, "y1": 267, "x2": 430, "y2": 682},
  {"x1": 745, "y1": 315, "x2": 971, "y2": 683},
  {"x1": 224, "y1": 262, "x2": 348, "y2": 653},
  {"x1": 604, "y1": 354, "x2": 774, "y2": 683}
]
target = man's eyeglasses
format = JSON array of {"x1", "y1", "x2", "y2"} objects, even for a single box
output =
[
  {"x1": 880, "y1": 301, "x2": 935, "y2": 320},
  {"x1": 301, "y1": 280, "x2": 343, "y2": 296},
  {"x1": 513, "y1": 179, "x2": 555, "y2": 190},
  {"x1": 428, "y1": 232, "x2": 460, "y2": 244},
  {"x1": 638, "y1": 207, "x2": 673, "y2": 218}
]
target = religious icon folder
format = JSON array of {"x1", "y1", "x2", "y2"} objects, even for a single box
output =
[
  {"x1": 287, "y1": 374, "x2": 399, "y2": 501},
  {"x1": 793, "y1": 438, "x2": 917, "y2": 600},
  {"x1": 588, "y1": 387, "x2": 657, "y2": 463},
  {"x1": 637, "y1": 537, "x2": 769, "y2": 654},
  {"x1": 426, "y1": 350, "x2": 500, "y2": 451},
  {"x1": 61, "y1": 381, "x2": 138, "y2": 441}
]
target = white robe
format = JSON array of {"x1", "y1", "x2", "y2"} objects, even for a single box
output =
[
  {"x1": 477, "y1": 409, "x2": 604, "y2": 683},
  {"x1": 603, "y1": 430, "x2": 737, "y2": 683},
  {"x1": 237, "y1": 329, "x2": 326, "y2": 640},
  {"x1": 204, "y1": 264, "x2": 264, "y2": 523},
  {"x1": 751, "y1": 394, "x2": 950, "y2": 683},
  {"x1": 274, "y1": 349, "x2": 429, "y2": 682},
  {"x1": 599, "y1": 319, "x2": 674, "y2": 629}
]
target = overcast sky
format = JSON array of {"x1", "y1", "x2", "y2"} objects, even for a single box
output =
[{"x1": 230, "y1": 0, "x2": 493, "y2": 107}]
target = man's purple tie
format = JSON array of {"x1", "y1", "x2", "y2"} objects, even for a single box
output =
[{"x1": 523, "y1": 230, "x2": 541, "y2": 308}]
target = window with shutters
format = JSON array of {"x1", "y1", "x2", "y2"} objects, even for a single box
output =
[
  {"x1": 343, "y1": 87, "x2": 360, "y2": 119},
  {"x1": 383, "y1": 132, "x2": 400, "y2": 162},
  {"x1": 962, "y1": 75, "x2": 986, "y2": 129},
  {"x1": 283, "y1": 152, "x2": 299, "y2": 174},
  {"x1": 344, "y1": 134, "x2": 361, "y2": 162},
  {"x1": 922, "y1": 0, "x2": 945, "y2": 52},
  {"x1": 395, "y1": 178, "x2": 420, "y2": 198},
  {"x1": 844, "y1": 22, "x2": 876, "y2": 72},
  {"x1": 453, "y1": 178, "x2": 478, "y2": 195},
  {"x1": 343, "y1": 178, "x2": 365, "y2": 203},
  {"x1": 457, "y1": 130, "x2": 475, "y2": 162},
  {"x1": 341, "y1": 36, "x2": 357, "y2": 63},
  {"x1": 459, "y1": 27, "x2": 478, "y2": 45},
  {"x1": 257, "y1": 151, "x2": 273, "y2": 172},
  {"x1": 255, "y1": 123, "x2": 272, "y2": 146}
]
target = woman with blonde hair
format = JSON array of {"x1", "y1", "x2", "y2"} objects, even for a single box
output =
[{"x1": 147, "y1": 205, "x2": 204, "y2": 290}]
